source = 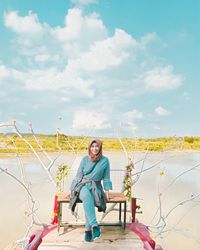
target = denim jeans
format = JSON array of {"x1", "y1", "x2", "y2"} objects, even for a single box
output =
[{"x1": 79, "y1": 184, "x2": 98, "y2": 231}]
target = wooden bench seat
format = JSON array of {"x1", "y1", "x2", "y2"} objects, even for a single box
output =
[{"x1": 57, "y1": 192, "x2": 128, "y2": 233}]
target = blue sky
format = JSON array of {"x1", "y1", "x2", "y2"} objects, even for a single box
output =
[{"x1": 0, "y1": 0, "x2": 199, "y2": 138}]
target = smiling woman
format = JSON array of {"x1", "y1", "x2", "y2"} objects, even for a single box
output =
[{"x1": 67, "y1": 138, "x2": 113, "y2": 242}]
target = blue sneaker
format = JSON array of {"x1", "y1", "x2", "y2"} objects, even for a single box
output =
[
  {"x1": 92, "y1": 225, "x2": 101, "y2": 240},
  {"x1": 85, "y1": 230, "x2": 92, "y2": 242}
]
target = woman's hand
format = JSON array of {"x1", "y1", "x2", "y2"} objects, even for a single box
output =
[
  {"x1": 105, "y1": 190, "x2": 110, "y2": 200},
  {"x1": 64, "y1": 192, "x2": 72, "y2": 199}
]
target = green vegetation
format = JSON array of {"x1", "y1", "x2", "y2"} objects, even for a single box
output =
[
  {"x1": 55, "y1": 163, "x2": 70, "y2": 193},
  {"x1": 0, "y1": 133, "x2": 200, "y2": 154}
]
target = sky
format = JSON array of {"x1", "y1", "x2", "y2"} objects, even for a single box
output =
[{"x1": 0, "y1": 0, "x2": 199, "y2": 138}]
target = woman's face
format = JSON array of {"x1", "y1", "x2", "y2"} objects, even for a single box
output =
[{"x1": 90, "y1": 142, "x2": 99, "y2": 155}]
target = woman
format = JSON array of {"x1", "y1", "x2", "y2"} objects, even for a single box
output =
[{"x1": 66, "y1": 138, "x2": 112, "y2": 242}]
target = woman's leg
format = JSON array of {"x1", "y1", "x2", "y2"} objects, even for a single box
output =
[
  {"x1": 85, "y1": 214, "x2": 91, "y2": 231},
  {"x1": 79, "y1": 185, "x2": 98, "y2": 230}
]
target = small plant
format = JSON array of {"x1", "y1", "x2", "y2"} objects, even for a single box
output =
[
  {"x1": 123, "y1": 161, "x2": 134, "y2": 201},
  {"x1": 55, "y1": 163, "x2": 70, "y2": 194}
]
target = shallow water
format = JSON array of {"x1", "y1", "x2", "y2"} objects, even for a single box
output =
[{"x1": 0, "y1": 151, "x2": 200, "y2": 249}]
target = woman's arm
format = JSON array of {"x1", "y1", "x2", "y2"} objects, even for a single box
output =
[
  {"x1": 103, "y1": 158, "x2": 113, "y2": 200},
  {"x1": 105, "y1": 190, "x2": 110, "y2": 200},
  {"x1": 70, "y1": 157, "x2": 85, "y2": 192}
]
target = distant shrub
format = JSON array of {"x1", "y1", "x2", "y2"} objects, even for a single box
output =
[{"x1": 184, "y1": 136, "x2": 194, "y2": 144}]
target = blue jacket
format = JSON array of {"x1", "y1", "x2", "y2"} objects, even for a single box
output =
[
  {"x1": 70, "y1": 155, "x2": 113, "y2": 192},
  {"x1": 69, "y1": 155, "x2": 113, "y2": 213}
]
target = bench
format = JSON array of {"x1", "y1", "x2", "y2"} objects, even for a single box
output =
[{"x1": 57, "y1": 192, "x2": 128, "y2": 233}]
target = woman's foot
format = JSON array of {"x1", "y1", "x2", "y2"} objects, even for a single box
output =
[
  {"x1": 85, "y1": 230, "x2": 92, "y2": 242},
  {"x1": 92, "y1": 225, "x2": 101, "y2": 240}
]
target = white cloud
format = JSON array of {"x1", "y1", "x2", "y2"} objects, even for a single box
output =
[
  {"x1": 19, "y1": 112, "x2": 26, "y2": 116},
  {"x1": 155, "y1": 106, "x2": 170, "y2": 116},
  {"x1": 52, "y1": 8, "x2": 107, "y2": 47},
  {"x1": 34, "y1": 54, "x2": 50, "y2": 62},
  {"x1": 125, "y1": 121, "x2": 138, "y2": 132},
  {"x1": 144, "y1": 65, "x2": 183, "y2": 91},
  {"x1": 2, "y1": 8, "x2": 165, "y2": 97},
  {"x1": 140, "y1": 32, "x2": 158, "y2": 48},
  {"x1": 153, "y1": 125, "x2": 161, "y2": 130},
  {"x1": 0, "y1": 64, "x2": 95, "y2": 98},
  {"x1": 183, "y1": 91, "x2": 190, "y2": 100},
  {"x1": 4, "y1": 8, "x2": 108, "y2": 66},
  {"x1": 3, "y1": 8, "x2": 183, "y2": 98},
  {"x1": 4, "y1": 11, "x2": 43, "y2": 35},
  {"x1": 68, "y1": 28, "x2": 135, "y2": 72},
  {"x1": 32, "y1": 104, "x2": 41, "y2": 110},
  {"x1": 60, "y1": 97, "x2": 71, "y2": 102},
  {"x1": 122, "y1": 109, "x2": 143, "y2": 120},
  {"x1": 72, "y1": 109, "x2": 111, "y2": 130},
  {"x1": 71, "y1": 0, "x2": 98, "y2": 6},
  {"x1": 0, "y1": 65, "x2": 9, "y2": 79},
  {"x1": 0, "y1": 64, "x2": 24, "y2": 84},
  {"x1": 119, "y1": 109, "x2": 143, "y2": 133},
  {"x1": 1, "y1": 7, "x2": 186, "y2": 138},
  {"x1": 53, "y1": 8, "x2": 83, "y2": 42},
  {"x1": 34, "y1": 54, "x2": 60, "y2": 63},
  {"x1": 23, "y1": 67, "x2": 94, "y2": 97}
]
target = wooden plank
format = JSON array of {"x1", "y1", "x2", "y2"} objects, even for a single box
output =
[
  {"x1": 57, "y1": 192, "x2": 127, "y2": 202},
  {"x1": 38, "y1": 226, "x2": 144, "y2": 250}
]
